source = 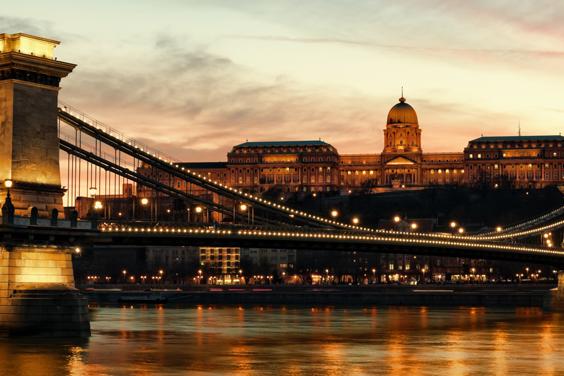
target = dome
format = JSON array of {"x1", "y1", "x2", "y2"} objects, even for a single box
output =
[{"x1": 387, "y1": 97, "x2": 418, "y2": 125}]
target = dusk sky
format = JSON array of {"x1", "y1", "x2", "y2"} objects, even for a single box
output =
[{"x1": 5, "y1": 0, "x2": 564, "y2": 161}]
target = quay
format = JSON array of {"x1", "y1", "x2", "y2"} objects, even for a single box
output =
[{"x1": 84, "y1": 284, "x2": 556, "y2": 308}]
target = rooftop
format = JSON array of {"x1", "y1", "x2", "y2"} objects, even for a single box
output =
[
  {"x1": 470, "y1": 135, "x2": 564, "y2": 143},
  {"x1": 0, "y1": 33, "x2": 59, "y2": 59},
  {"x1": 234, "y1": 140, "x2": 330, "y2": 148}
]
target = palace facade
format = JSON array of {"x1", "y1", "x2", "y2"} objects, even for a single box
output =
[{"x1": 142, "y1": 95, "x2": 564, "y2": 194}]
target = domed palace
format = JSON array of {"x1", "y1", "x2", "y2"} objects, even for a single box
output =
[{"x1": 156, "y1": 93, "x2": 564, "y2": 194}]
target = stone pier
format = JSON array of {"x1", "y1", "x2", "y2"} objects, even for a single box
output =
[{"x1": 0, "y1": 246, "x2": 89, "y2": 336}]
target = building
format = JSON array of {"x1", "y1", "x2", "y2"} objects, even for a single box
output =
[
  {"x1": 240, "y1": 248, "x2": 296, "y2": 273},
  {"x1": 147, "y1": 95, "x2": 563, "y2": 193}
]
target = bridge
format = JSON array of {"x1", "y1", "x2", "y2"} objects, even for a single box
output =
[{"x1": 1, "y1": 33, "x2": 563, "y2": 337}]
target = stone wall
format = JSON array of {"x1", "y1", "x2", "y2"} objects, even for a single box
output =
[{"x1": 0, "y1": 246, "x2": 89, "y2": 336}]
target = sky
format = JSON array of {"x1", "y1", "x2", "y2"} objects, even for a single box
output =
[{"x1": 4, "y1": 0, "x2": 564, "y2": 161}]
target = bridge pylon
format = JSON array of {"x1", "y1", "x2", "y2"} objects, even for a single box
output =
[
  {"x1": 0, "y1": 33, "x2": 75, "y2": 217},
  {"x1": 0, "y1": 33, "x2": 88, "y2": 337}
]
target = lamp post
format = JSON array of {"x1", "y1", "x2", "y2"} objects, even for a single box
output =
[
  {"x1": 194, "y1": 206, "x2": 204, "y2": 224},
  {"x1": 2, "y1": 179, "x2": 14, "y2": 224}
]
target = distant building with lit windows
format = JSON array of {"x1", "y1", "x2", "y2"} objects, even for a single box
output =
[{"x1": 140, "y1": 95, "x2": 564, "y2": 193}]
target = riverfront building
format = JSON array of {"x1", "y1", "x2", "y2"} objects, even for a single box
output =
[{"x1": 142, "y1": 95, "x2": 564, "y2": 194}]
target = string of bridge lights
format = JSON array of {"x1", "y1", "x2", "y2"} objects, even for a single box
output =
[
  {"x1": 99, "y1": 225, "x2": 563, "y2": 257},
  {"x1": 477, "y1": 204, "x2": 564, "y2": 237},
  {"x1": 61, "y1": 105, "x2": 562, "y2": 244}
]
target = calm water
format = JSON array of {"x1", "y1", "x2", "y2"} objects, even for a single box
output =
[{"x1": 1, "y1": 305, "x2": 564, "y2": 375}]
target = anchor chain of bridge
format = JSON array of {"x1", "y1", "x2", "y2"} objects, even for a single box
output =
[
  {"x1": 58, "y1": 105, "x2": 373, "y2": 231},
  {"x1": 57, "y1": 104, "x2": 564, "y2": 243}
]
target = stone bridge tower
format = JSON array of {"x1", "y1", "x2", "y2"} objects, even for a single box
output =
[{"x1": 0, "y1": 33, "x2": 75, "y2": 217}]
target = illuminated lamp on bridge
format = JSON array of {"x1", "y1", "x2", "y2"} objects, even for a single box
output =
[
  {"x1": 330, "y1": 209, "x2": 339, "y2": 218},
  {"x1": 393, "y1": 215, "x2": 401, "y2": 223},
  {"x1": 93, "y1": 200, "x2": 103, "y2": 210},
  {"x1": 239, "y1": 203, "x2": 248, "y2": 212},
  {"x1": 352, "y1": 217, "x2": 360, "y2": 225},
  {"x1": 458, "y1": 227, "x2": 465, "y2": 234},
  {"x1": 410, "y1": 222, "x2": 418, "y2": 230},
  {"x1": 194, "y1": 206, "x2": 203, "y2": 214},
  {"x1": 140, "y1": 197, "x2": 149, "y2": 206},
  {"x1": 496, "y1": 226, "x2": 503, "y2": 232},
  {"x1": 450, "y1": 221, "x2": 457, "y2": 229}
]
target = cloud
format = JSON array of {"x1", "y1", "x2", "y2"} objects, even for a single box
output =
[
  {"x1": 0, "y1": 16, "x2": 50, "y2": 35},
  {"x1": 226, "y1": 34, "x2": 564, "y2": 61},
  {"x1": 61, "y1": 34, "x2": 384, "y2": 160}
]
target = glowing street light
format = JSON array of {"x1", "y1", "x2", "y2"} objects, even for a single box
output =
[
  {"x1": 239, "y1": 203, "x2": 248, "y2": 212},
  {"x1": 450, "y1": 221, "x2": 457, "y2": 228},
  {"x1": 393, "y1": 215, "x2": 401, "y2": 223},
  {"x1": 4, "y1": 179, "x2": 13, "y2": 189},
  {"x1": 410, "y1": 222, "x2": 418, "y2": 230},
  {"x1": 496, "y1": 226, "x2": 503, "y2": 232},
  {"x1": 330, "y1": 209, "x2": 339, "y2": 218},
  {"x1": 458, "y1": 227, "x2": 465, "y2": 234},
  {"x1": 93, "y1": 200, "x2": 103, "y2": 210},
  {"x1": 140, "y1": 197, "x2": 149, "y2": 206},
  {"x1": 352, "y1": 217, "x2": 360, "y2": 225},
  {"x1": 194, "y1": 206, "x2": 203, "y2": 214}
]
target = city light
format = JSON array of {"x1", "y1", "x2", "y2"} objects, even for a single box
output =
[
  {"x1": 410, "y1": 222, "x2": 418, "y2": 230},
  {"x1": 93, "y1": 200, "x2": 103, "y2": 210},
  {"x1": 496, "y1": 226, "x2": 503, "y2": 232},
  {"x1": 140, "y1": 197, "x2": 149, "y2": 205},
  {"x1": 239, "y1": 203, "x2": 248, "y2": 212},
  {"x1": 330, "y1": 209, "x2": 339, "y2": 218},
  {"x1": 4, "y1": 179, "x2": 12, "y2": 188},
  {"x1": 458, "y1": 227, "x2": 465, "y2": 234},
  {"x1": 88, "y1": 186, "x2": 97, "y2": 196},
  {"x1": 195, "y1": 206, "x2": 203, "y2": 214},
  {"x1": 393, "y1": 215, "x2": 401, "y2": 223},
  {"x1": 352, "y1": 217, "x2": 360, "y2": 225},
  {"x1": 74, "y1": 247, "x2": 81, "y2": 254},
  {"x1": 450, "y1": 221, "x2": 457, "y2": 228}
]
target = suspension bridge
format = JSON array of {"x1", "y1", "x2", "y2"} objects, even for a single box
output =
[{"x1": 0, "y1": 32, "x2": 563, "y2": 337}]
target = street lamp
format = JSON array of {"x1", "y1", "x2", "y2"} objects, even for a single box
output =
[
  {"x1": 393, "y1": 215, "x2": 401, "y2": 223},
  {"x1": 88, "y1": 186, "x2": 97, "y2": 197},
  {"x1": 239, "y1": 203, "x2": 248, "y2": 212},
  {"x1": 449, "y1": 221, "x2": 457, "y2": 229},
  {"x1": 410, "y1": 222, "x2": 418, "y2": 230},
  {"x1": 93, "y1": 200, "x2": 103, "y2": 210},
  {"x1": 330, "y1": 209, "x2": 339, "y2": 218},
  {"x1": 352, "y1": 216, "x2": 360, "y2": 225},
  {"x1": 496, "y1": 226, "x2": 503, "y2": 232},
  {"x1": 4, "y1": 179, "x2": 13, "y2": 190},
  {"x1": 458, "y1": 227, "x2": 465, "y2": 234},
  {"x1": 194, "y1": 206, "x2": 203, "y2": 214},
  {"x1": 140, "y1": 197, "x2": 149, "y2": 206}
]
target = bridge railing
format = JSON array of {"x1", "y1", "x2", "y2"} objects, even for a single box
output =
[
  {"x1": 58, "y1": 101, "x2": 178, "y2": 164},
  {"x1": 10, "y1": 216, "x2": 94, "y2": 229}
]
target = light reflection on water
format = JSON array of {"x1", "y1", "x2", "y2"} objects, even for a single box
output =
[{"x1": 1, "y1": 305, "x2": 564, "y2": 375}]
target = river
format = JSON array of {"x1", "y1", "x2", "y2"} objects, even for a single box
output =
[{"x1": 1, "y1": 305, "x2": 563, "y2": 375}]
